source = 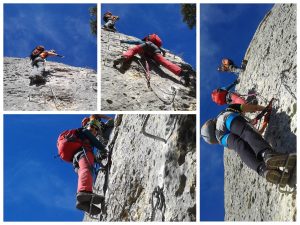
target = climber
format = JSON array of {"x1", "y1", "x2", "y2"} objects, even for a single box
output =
[
  {"x1": 217, "y1": 58, "x2": 248, "y2": 75},
  {"x1": 102, "y1": 11, "x2": 119, "y2": 32},
  {"x1": 57, "y1": 116, "x2": 108, "y2": 215},
  {"x1": 29, "y1": 46, "x2": 64, "y2": 85},
  {"x1": 201, "y1": 102, "x2": 294, "y2": 187},
  {"x1": 113, "y1": 34, "x2": 191, "y2": 86},
  {"x1": 211, "y1": 79, "x2": 247, "y2": 105}
]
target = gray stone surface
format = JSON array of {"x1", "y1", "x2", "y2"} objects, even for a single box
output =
[
  {"x1": 84, "y1": 114, "x2": 196, "y2": 221},
  {"x1": 224, "y1": 4, "x2": 296, "y2": 221},
  {"x1": 3, "y1": 57, "x2": 97, "y2": 111},
  {"x1": 101, "y1": 31, "x2": 196, "y2": 111}
]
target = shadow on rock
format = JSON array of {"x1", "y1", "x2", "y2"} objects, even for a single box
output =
[{"x1": 264, "y1": 110, "x2": 296, "y2": 154}]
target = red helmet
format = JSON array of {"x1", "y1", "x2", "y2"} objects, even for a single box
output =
[{"x1": 211, "y1": 89, "x2": 228, "y2": 105}]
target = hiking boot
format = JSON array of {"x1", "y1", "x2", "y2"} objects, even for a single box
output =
[
  {"x1": 76, "y1": 201, "x2": 101, "y2": 215},
  {"x1": 113, "y1": 56, "x2": 125, "y2": 67},
  {"x1": 264, "y1": 169, "x2": 290, "y2": 187},
  {"x1": 267, "y1": 154, "x2": 296, "y2": 172},
  {"x1": 76, "y1": 191, "x2": 105, "y2": 204},
  {"x1": 179, "y1": 70, "x2": 190, "y2": 86},
  {"x1": 261, "y1": 150, "x2": 292, "y2": 170}
]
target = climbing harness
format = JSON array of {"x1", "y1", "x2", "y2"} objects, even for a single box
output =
[{"x1": 150, "y1": 186, "x2": 166, "y2": 221}]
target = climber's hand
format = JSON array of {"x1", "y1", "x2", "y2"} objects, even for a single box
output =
[{"x1": 95, "y1": 151, "x2": 108, "y2": 163}]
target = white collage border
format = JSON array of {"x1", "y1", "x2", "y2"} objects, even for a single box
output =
[{"x1": 0, "y1": 0, "x2": 299, "y2": 224}]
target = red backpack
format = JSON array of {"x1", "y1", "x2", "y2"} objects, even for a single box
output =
[
  {"x1": 146, "y1": 34, "x2": 162, "y2": 47},
  {"x1": 211, "y1": 89, "x2": 228, "y2": 105},
  {"x1": 57, "y1": 129, "x2": 84, "y2": 162},
  {"x1": 30, "y1": 45, "x2": 45, "y2": 61}
]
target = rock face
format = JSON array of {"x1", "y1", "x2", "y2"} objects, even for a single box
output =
[
  {"x1": 84, "y1": 114, "x2": 196, "y2": 221},
  {"x1": 224, "y1": 4, "x2": 296, "y2": 221},
  {"x1": 3, "y1": 57, "x2": 97, "y2": 111},
  {"x1": 101, "y1": 30, "x2": 196, "y2": 111}
]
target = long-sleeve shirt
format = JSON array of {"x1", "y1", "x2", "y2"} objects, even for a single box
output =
[{"x1": 78, "y1": 128, "x2": 106, "y2": 153}]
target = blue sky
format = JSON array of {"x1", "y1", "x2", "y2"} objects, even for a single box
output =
[
  {"x1": 200, "y1": 4, "x2": 273, "y2": 221},
  {"x1": 4, "y1": 114, "x2": 114, "y2": 221},
  {"x1": 4, "y1": 4, "x2": 97, "y2": 70},
  {"x1": 101, "y1": 4, "x2": 196, "y2": 69}
]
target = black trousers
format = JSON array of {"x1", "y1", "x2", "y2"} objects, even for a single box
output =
[{"x1": 227, "y1": 116, "x2": 271, "y2": 173}]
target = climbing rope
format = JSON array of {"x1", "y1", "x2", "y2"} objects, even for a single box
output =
[
  {"x1": 95, "y1": 124, "x2": 120, "y2": 221},
  {"x1": 137, "y1": 58, "x2": 150, "y2": 88},
  {"x1": 136, "y1": 57, "x2": 177, "y2": 107},
  {"x1": 150, "y1": 186, "x2": 166, "y2": 221},
  {"x1": 141, "y1": 115, "x2": 167, "y2": 143},
  {"x1": 151, "y1": 84, "x2": 177, "y2": 105}
]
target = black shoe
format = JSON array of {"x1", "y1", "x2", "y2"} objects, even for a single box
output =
[
  {"x1": 113, "y1": 56, "x2": 125, "y2": 67},
  {"x1": 179, "y1": 70, "x2": 190, "y2": 86},
  {"x1": 76, "y1": 201, "x2": 101, "y2": 215},
  {"x1": 261, "y1": 150, "x2": 291, "y2": 169},
  {"x1": 77, "y1": 191, "x2": 105, "y2": 204}
]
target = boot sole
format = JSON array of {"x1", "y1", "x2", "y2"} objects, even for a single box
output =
[
  {"x1": 266, "y1": 154, "x2": 296, "y2": 171},
  {"x1": 266, "y1": 170, "x2": 290, "y2": 187},
  {"x1": 77, "y1": 194, "x2": 105, "y2": 204},
  {"x1": 76, "y1": 202, "x2": 101, "y2": 215}
]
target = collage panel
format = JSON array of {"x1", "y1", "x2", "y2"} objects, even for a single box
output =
[
  {"x1": 100, "y1": 4, "x2": 197, "y2": 111},
  {"x1": 200, "y1": 3, "x2": 296, "y2": 221},
  {"x1": 2, "y1": 2, "x2": 198, "y2": 223},
  {"x1": 3, "y1": 4, "x2": 97, "y2": 111},
  {"x1": 4, "y1": 114, "x2": 196, "y2": 221}
]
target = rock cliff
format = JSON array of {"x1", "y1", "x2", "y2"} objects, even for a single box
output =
[
  {"x1": 3, "y1": 57, "x2": 97, "y2": 111},
  {"x1": 224, "y1": 4, "x2": 296, "y2": 221},
  {"x1": 84, "y1": 114, "x2": 196, "y2": 221},
  {"x1": 101, "y1": 30, "x2": 196, "y2": 111}
]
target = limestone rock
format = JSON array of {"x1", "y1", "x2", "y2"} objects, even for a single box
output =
[
  {"x1": 3, "y1": 57, "x2": 97, "y2": 111},
  {"x1": 101, "y1": 30, "x2": 196, "y2": 111},
  {"x1": 224, "y1": 4, "x2": 296, "y2": 221},
  {"x1": 84, "y1": 114, "x2": 196, "y2": 221}
]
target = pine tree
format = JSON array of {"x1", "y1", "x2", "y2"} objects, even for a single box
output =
[
  {"x1": 181, "y1": 4, "x2": 196, "y2": 29},
  {"x1": 89, "y1": 6, "x2": 97, "y2": 36}
]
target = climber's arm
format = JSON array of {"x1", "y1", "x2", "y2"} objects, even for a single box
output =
[
  {"x1": 90, "y1": 114, "x2": 114, "y2": 121},
  {"x1": 121, "y1": 40, "x2": 144, "y2": 45},
  {"x1": 241, "y1": 104, "x2": 265, "y2": 113}
]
